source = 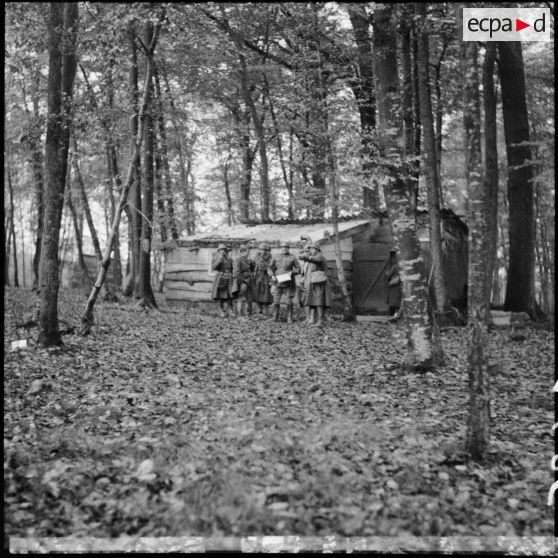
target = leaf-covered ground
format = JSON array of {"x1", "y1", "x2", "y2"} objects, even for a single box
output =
[{"x1": 4, "y1": 287, "x2": 555, "y2": 540}]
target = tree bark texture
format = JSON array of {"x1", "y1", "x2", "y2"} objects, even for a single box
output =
[
  {"x1": 138, "y1": 19, "x2": 158, "y2": 308},
  {"x1": 39, "y1": 2, "x2": 78, "y2": 347},
  {"x1": 400, "y1": 16, "x2": 420, "y2": 214},
  {"x1": 415, "y1": 3, "x2": 448, "y2": 314},
  {"x1": 124, "y1": 25, "x2": 142, "y2": 297},
  {"x1": 461, "y1": 37, "x2": 490, "y2": 461},
  {"x1": 482, "y1": 42, "x2": 499, "y2": 307},
  {"x1": 372, "y1": 5, "x2": 441, "y2": 370},
  {"x1": 497, "y1": 42, "x2": 539, "y2": 319}
]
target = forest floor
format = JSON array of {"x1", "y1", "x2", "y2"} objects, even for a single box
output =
[{"x1": 4, "y1": 287, "x2": 555, "y2": 550}]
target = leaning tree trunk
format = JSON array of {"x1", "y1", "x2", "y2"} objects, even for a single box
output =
[
  {"x1": 497, "y1": 42, "x2": 541, "y2": 320},
  {"x1": 372, "y1": 4, "x2": 442, "y2": 371},
  {"x1": 80, "y1": 10, "x2": 164, "y2": 334},
  {"x1": 66, "y1": 173, "x2": 93, "y2": 287},
  {"x1": 415, "y1": 3, "x2": 448, "y2": 316},
  {"x1": 71, "y1": 135, "x2": 102, "y2": 261},
  {"x1": 38, "y1": 2, "x2": 78, "y2": 347},
  {"x1": 461, "y1": 35, "x2": 490, "y2": 462}
]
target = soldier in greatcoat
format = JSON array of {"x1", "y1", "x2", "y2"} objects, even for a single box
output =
[
  {"x1": 232, "y1": 244, "x2": 255, "y2": 319},
  {"x1": 267, "y1": 241, "x2": 300, "y2": 323},
  {"x1": 298, "y1": 243, "x2": 332, "y2": 326},
  {"x1": 297, "y1": 235, "x2": 313, "y2": 323},
  {"x1": 211, "y1": 244, "x2": 234, "y2": 317},
  {"x1": 252, "y1": 242, "x2": 273, "y2": 316}
]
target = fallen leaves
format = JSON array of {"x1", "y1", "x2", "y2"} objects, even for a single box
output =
[{"x1": 3, "y1": 287, "x2": 555, "y2": 539}]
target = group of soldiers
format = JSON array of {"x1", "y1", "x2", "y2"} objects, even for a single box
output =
[{"x1": 211, "y1": 238, "x2": 332, "y2": 326}]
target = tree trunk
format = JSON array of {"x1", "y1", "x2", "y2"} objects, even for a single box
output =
[
  {"x1": 400, "y1": 16, "x2": 420, "y2": 213},
  {"x1": 461, "y1": 33, "x2": 490, "y2": 462},
  {"x1": 411, "y1": 30, "x2": 421, "y2": 212},
  {"x1": 29, "y1": 80, "x2": 46, "y2": 291},
  {"x1": 7, "y1": 154, "x2": 19, "y2": 287},
  {"x1": 153, "y1": 66, "x2": 179, "y2": 241},
  {"x1": 123, "y1": 24, "x2": 142, "y2": 298},
  {"x1": 103, "y1": 61, "x2": 123, "y2": 292},
  {"x1": 160, "y1": 62, "x2": 196, "y2": 235},
  {"x1": 71, "y1": 135, "x2": 102, "y2": 260},
  {"x1": 497, "y1": 42, "x2": 541, "y2": 320},
  {"x1": 372, "y1": 4, "x2": 442, "y2": 370},
  {"x1": 80, "y1": 9, "x2": 164, "y2": 334},
  {"x1": 239, "y1": 57, "x2": 270, "y2": 221},
  {"x1": 67, "y1": 173, "x2": 93, "y2": 287},
  {"x1": 482, "y1": 43, "x2": 499, "y2": 308},
  {"x1": 415, "y1": 3, "x2": 448, "y2": 315},
  {"x1": 20, "y1": 204, "x2": 27, "y2": 288},
  {"x1": 138, "y1": 19, "x2": 158, "y2": 309},
  {"x1": 347, "y1": 4, "x2": 379, "y2": 211},
  {"x1": 5, "y1": 215, "x2": 12, "y2": 286},
  {"x1": 231, "y1": 103, "x2": 255, "y2": 221},
  {"x1": 263, "y1": 71, "x2": 294, "y2": 219},
  {"x1": 38, "y1": 2, "x2": 78, "y2": 347}
]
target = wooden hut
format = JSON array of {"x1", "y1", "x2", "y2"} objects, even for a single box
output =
[{"x1": 164, "y1": 211, "x2": 468, "y2": 315}]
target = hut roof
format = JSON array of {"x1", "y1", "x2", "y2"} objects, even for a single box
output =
[{"x1": 175, "y1": 218, "x2": 372, "y2": 248}]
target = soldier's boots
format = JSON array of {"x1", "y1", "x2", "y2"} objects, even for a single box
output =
[
  {"x1": 307, "y1": 307, "x2": 315, "y2": 325},
  {"x1": 313, "y1": 306, "x2": 325, "y2": 326},
  {"x1": 273, "y1": 304, "x2": 281, "y2": 322},
  {"x1": 286, "y1": 304, "x2": 293, "y2": 324}
]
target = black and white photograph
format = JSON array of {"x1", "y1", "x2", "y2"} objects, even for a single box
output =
[{"x1": 4, "y1": 2, "x2": 555, "y2": 554}]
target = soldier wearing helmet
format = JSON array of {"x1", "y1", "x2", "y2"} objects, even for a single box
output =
[
  {"x1": 252, "y1": 242, "x2": 273, "y2": 316},
  {"x1": 267, "y1": 241, "x2": 301, "y2": 323},
  {"x1": 211, "y1": 243, "x2": 234, "y2": 317}
]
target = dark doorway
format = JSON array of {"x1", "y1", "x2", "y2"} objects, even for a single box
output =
[{"x1": 353, "y1": 242, "x2": 392, "y2": 314}]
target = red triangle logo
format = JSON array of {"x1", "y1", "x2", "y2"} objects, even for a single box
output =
[{"x1": 516, "y1": 19, "x2": 530, "y2": 31}]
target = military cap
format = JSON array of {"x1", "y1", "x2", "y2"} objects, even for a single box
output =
[
  {"x1": 280, "y1": 241, "x2": 289, "y2": 248},
  {"x1": 310, "y1": 243, "x2": 321, "y2": 251},
  {"x1": 217, "y1": 243, "x2": 228, "y2": 251}
]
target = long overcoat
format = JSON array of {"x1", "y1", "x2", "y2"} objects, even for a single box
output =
[
  {"x1": 252, "y1": 252, "x2": 273, "y2": 304},
  {"x1": 232, "y1": 254, "x2": 255, "y2": 301},
  {"x1": 300, "y1": 252, "x2": 332, "y2": 308},
  {"x1": 211, "y1": 252, "x2": 234, "y2": 300}
]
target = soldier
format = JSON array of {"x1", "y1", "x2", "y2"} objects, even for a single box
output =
[
  {"x1": 297, "y1": 235, "x2": 313, "y2": 323},
  {"x1": 232, "y1": 244, "x2": 255, "y2": 319},
  {"x1": 298, "y1": 243, "x2": 332, "y2": 326},
  {"x1": 211, "y1": 244, "x2": 234, "y2": 317},
  {"x1": 252, "y1": 242, "x2": 273, "y2": 316},
  {"x1": 268, "y1": 241, "x2": 300, "y2": 323}
]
